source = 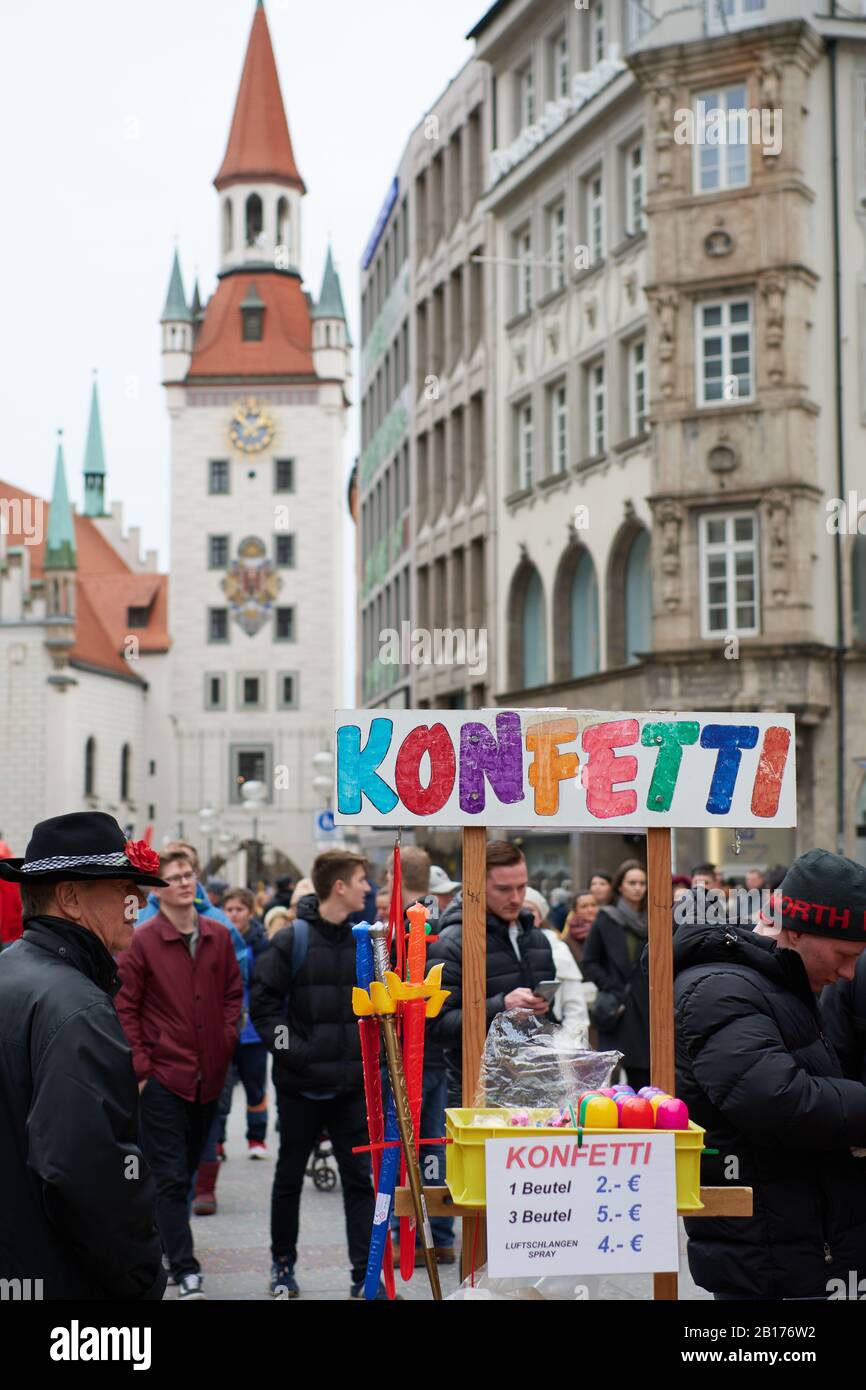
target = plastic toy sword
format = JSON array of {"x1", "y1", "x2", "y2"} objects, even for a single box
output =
[
  {"x1": 397, "y1": 902, "x2": 431, "y2": 1280},
  {"x1": 366, "y1": 923, "x2": 443, "y2": 1301},
  {"x1": 352, "y1": 924, "x2": 396, "y2": 1300}
]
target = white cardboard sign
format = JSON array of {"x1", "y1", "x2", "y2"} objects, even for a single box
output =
[{"x1": 485, "y1": 1133, "x2": 679, "y2": 1277}]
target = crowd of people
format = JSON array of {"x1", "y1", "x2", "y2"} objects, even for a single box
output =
[{"x1": 5, "y1": 811, "x2": 866, "y2": 1303}]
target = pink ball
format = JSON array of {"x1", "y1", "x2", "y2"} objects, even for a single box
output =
[
  {"x1": 599, "y1": 1088, "x2": 618, "y2": 1098},
  {"x1": 637, "y1": 1087, "x2": 660, "y2": 1099},
  {"x1": 655, "y1": 1098, "x2": 689, "y2": 1130}
]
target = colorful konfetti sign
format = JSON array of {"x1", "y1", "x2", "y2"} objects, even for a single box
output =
[{"x1": 333, "y1": 710, "x2": 796, "y2": 829}]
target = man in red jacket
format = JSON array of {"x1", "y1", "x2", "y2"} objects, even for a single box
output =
[{"x1": 116, "y1": 847, "x2": 243, "y2": 1301}]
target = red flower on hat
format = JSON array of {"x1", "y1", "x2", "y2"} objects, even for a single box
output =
[{"x1": 124, "y1": 839, "x2": 161, "y2": 875}]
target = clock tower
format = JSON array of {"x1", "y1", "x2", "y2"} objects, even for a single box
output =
[{"x1": 162, "y1": 0, "x2": 349, "y2": 876}]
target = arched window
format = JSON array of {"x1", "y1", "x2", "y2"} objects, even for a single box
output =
[
  {"x1": 853, "y1": 537, "x2": 866, "y2": 644},
  {"x1": 120, "y1": 743, "x2": 131, "y2": 802},
  {"x1": 522, "y1": 568, "x2": 547, "y2": 687},
  {"x1": 222, "y1": 197, "x2": 233, "y2": 254},
  {"x1": 570, "y1": 550, "x2": 600, "y2": 677},
  {"x1": 624, "y1": 528, "x2": 652, "y2": 664},
  {"x1": 325, "y1": 324, "x2": 331, "y2": 346},
  {"x1": 245, "y1": 194, "x2": 263, "y2": 247},
  {"x1": 84, "y1": 737, "x2": 96, "y2": 798},
  {"x1": 276, "y1": 196, "x2": 289, "y2": 249}
]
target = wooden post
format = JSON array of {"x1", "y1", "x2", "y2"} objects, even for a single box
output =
[
  {"x1": 647, "y1": 825, "x2": 677, "y2": 1301},
  {"x1": 460, "y1": 825, "x2": 487, "y2": 1280}
]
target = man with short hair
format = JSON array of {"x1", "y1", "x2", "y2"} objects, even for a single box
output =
[
  {"x1": 429, "y1": 864, "x2": 461, "y2": 916},
  {"x1": 0, "y1": 812, "x2": 167, "y2": 1299},
  {"x1": 744, "y1": 867, "x2": 765, "y2": 892},
  {"x1": 429, "y1": 840, "x2": 555, "y2": 1104},
  {"x1": 676, "y1": 848, "x2": 866, "y2": 1299},
  {"x1": 116, "y1": 849, "x2": 243, "y2": 1300},
  {"x1": 250, "y1": 849, "x2": 377, "y2": 1299},
  {"x1": 690, "y1": 862, "x2": 717, "y2": 891}
]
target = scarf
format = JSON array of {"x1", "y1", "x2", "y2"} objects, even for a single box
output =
[{"x1": 615, "y1": 896, "x2": 648, "y2": 963}]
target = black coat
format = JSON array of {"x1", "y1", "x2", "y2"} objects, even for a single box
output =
[
  {"x1": 0, "y1": 917, "x2": 166, "y2": 1300},
  {"x1": 580, "y1": 904, "x2": 650, "y2": 1070},
  {"x1": 821, "y1": 955, "x2": 866, "y2": 1083},
  {"x1": 675, "y1": 920, "x2": 866, "y2": 1298},
  {"x1": 428, "y1": 901, "x2": 555, "y2": 1100},
  {"x1": 250, "y1": 894, "x2": 363, "y2": 1095}
]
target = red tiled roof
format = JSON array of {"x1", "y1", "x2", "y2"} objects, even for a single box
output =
[
  {"x1": 0, "y1": 480, "x2": 170, "y2": 683},
  {"x1": 187, "y1": 272, "x2": 314, "y2": 379},
  {"x1": 214, "y1": 4, "x2": 305, "y2": 193}
]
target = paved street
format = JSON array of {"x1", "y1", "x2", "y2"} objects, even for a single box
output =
[{"x1": 164, "y1": 1078, "x2": 711, "y2": 1303}]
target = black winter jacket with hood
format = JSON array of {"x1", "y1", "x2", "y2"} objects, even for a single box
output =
[
  {"x1": 428, "y1": 899, "x2": 555, "y2": 1099},
  {"x1": 0, "y1": 917, "x2": 166, "y2": 1300},
  {"x1": 675, "y1": 919, "x2": 866, "y2": 1298},
  {"x1": 250, "y1": 893, "x2": 363, "y2": 1095}
]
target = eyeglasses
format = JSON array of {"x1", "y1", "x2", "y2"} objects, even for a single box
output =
[{"x1": 164, "y1": 872, "x2": 196, "y2": 886}]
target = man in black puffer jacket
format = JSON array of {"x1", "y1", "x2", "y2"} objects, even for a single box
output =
[
  {"x1": 428, "y1": 840, "x2": 555, "y2": 1105},
  {"x1": 250, "y1": 849, "x2": 375, "y2": 1299},
  {"x1": 675, "y1": 849, "x2": 866, "y2": 1300}
]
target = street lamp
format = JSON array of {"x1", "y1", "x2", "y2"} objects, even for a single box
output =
[
  {"x1": 198, "y1": 807, "x2": 219, "y2": 873},
  {"x1": 240, "y1": 780, "x2": 267, "y2": 888}
]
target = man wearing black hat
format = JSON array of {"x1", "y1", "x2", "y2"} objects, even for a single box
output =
[
  {"x1": 0, "y1": 812, "x2": 168, "y2": 1300},
  {"x1": 675, "y1": 848, "x2": 866, "y2": 1300}
]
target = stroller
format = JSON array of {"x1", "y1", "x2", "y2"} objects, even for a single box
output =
[{"x1": 306, "y1": 1131, "x2": 338, "y2": 1191}]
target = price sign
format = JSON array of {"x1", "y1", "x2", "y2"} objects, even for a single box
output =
[{"x1": 485, "y1": 1134, "x2": 679, "y2": 1277}]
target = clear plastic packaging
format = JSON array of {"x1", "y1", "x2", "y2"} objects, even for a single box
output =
[
  {"x1": 474, "y1": 1008, "x2": 622, "y2": 1109},
  {"x1": 447, "y1": 1263, "x2": 601, "y2": 1301}
]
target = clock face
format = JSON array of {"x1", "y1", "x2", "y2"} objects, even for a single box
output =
[{"x1": 228, "y1": 398, "x2": 275, "y2": 454}]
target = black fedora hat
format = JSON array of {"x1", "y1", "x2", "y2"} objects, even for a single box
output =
[{"x1": 0, "y1": 812, "x2": 167, "y2": 887}]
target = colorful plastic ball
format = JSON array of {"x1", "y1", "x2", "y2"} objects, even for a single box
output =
[
  {"x1": 655, "y1": 1098, "x2": 689, "y2": 1130},
  {"x1": 611, "y1": 1084, "x2": 635, "y2": 1095},
  {"x1": 638, "y1": 1086, "x2": 663, "y2": 1099},
  {"x1": 581, "y1": 1095, "x2": 619, "y2": 1128},
  {"x1": 619, "y1": 1097, "x2": 655, "y2": 1128},
  {"x1": 599, "y1": 1088, "x2": 618, "y2": 1098},
  {"x1": 613, "y1": 1092, "x2": 633, "y2": 1111},
  {"x1": 650, "y1": 1093, "x2": 674, "y2": 1115},
  {"x1": 510, "y1": 1109, "x2": 530, "y2": 1127}
]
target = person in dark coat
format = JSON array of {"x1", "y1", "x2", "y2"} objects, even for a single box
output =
[
  {"x1": 428, "y1": 840, "x2": 555, "y2": 1105},
  {"x1": 822, "y1": 951, "x2": 866, "y2": 1083},
  {"x1": 580, "y1": 858, "x2": 650, "y2": 1088},
  {"x1": 250, "y1": 848, "x2": 376, "y2": 1300},
  {"x1": 676, "y1": 848, "x2": 866, "y2": 1300},
  {"x1": 0, "y1": 812, "x2": 168, "y2": 1300}
]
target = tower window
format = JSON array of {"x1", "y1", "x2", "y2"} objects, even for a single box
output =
[
  {"x1": 208, "y1": 608, "x2": 229, "y2": 642},
  {"x1": 276, "y1": 196, "x2": 290, "y2": 254},
  {"x1": 120, "y1": 743, "x2": 131, "y2": 802},
  {"x1": 240, "y1": 281, "x2": 266, "y2": 342},
  {"x1": 275, "y1": 607, "x2": 295, "y2": 641},
  {"x1": 84, "y1": 737, "x2": 96, "y2": 798},
  {"x1": 275, "y1": 458, "x2": 295, "y2": 492},
  {"x1": 222, "y1": 197, "x2": 233, "y2": 254},
  {"x1": 127, "y1": 606, "x2": 149, "y2": 628},
  {"x1": 275, "y1": 534, "x2": 295, "y2": 567},
  {"x1": 277, "y1": 672, "x2": 299, "y2": 709},
  {"x1": 209, "y1": 459, "x2": 230, "y2": 494},
  {"x1": 237, "y1": 672, "x2": 265, "y2": 709},
  {"x1": 204, "y1": 673, "x2": 226, "y2": 710},
  {"x1": 245, "y1": 193, "x2": 264, "y2": 247},
  {"x1": 208, "y1": 535, "x2": 230, "y2": 568}
]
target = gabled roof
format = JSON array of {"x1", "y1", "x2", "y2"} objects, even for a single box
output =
[
  {"x1": 187, "y1": 272, "x2": 314, "y2": 379},
  {"x1": 0, "y1": 478, "x2": 170, "y2": 684},
  {"x1": 214, "y1": 2, "x2": 305, "y2": 193}
]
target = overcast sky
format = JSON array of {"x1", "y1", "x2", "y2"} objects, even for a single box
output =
[{"x1": 0, "y1": 0, "x2": 484, "y2": 569}]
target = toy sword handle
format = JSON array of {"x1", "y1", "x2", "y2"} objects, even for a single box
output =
[
  {"x1": 406, "y1": 901, "x2": 428, "y2": 984},
  {"x1": 352, "y1": 922, "x2": 375, "y2": 991}
]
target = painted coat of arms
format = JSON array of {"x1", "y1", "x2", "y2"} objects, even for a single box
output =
[{"x1": 222, "y1": 536, "x2": 281, "y2": 636}]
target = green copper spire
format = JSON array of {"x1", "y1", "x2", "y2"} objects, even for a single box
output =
[
  {"x1": 312, "y1": 245, "x2": 347, "y2": 323},
  {"x1": 83, "y1": 372, "x2": 106, "y2": 518},
  {"x1": 161, "y1": 248, "x2": 192, "y2": 323},
  {"x1": 190, "y1": 277, "x2": 202, "y2": 319},
  {"x1": 45, "y1": 431, "x2": 77, "y2": 572}
]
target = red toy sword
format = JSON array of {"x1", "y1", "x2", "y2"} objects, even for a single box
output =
[
  {"x1": 398, "y1": 902, "x2": 430, "y2": 1281},
  {"x1": 354, "y1": 929, "x2": 396, "y2": 1300}
]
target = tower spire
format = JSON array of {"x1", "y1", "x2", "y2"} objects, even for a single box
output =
[
  {"x1": 214, "y1": 2, "x2": 305, "y2": 192},
  {"x1": 83, "y1": 371, "x2": 107, "y2": 518},
  {"x1": 45, "y1": 430, "x2": 77, "y2": 572}
]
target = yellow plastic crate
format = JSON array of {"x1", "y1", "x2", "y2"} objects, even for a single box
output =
[{"x1": 445, "y1": 1108, "x2": 705, "y2": 1212}]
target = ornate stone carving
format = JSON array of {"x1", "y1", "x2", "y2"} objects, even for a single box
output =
[
  {"x1": 545, "y1": 320, "x2": 560, "y2": 355},
  {"x1": 705, "y1": 228, "x2": 733, "y2": 257},
  {"x1": 652, "y1": 76, "x2": 676, "y2": 189},
  {"x1": 758, "y1": 55, "x2": 782, "y2": 160},
  {"x1": 652, "y1": 291, "x2": 679, "y2": 400},
  {"x1": 585, "y1": 295, "x2": 597, "y2": 329},
  {"x1": 765, "y1": 489, "x2": 792, "y2": 602},
  {"x1": 708, "y1": 433, "x2": 738, "y2": 473},
  {"x1": 654, "y1": 500, "x2": 684, "y2": 612},
  {"x1": 624, "y1": 270, "x2": 638, "y2": 305},
  {"x1": 760, "y1": 272, "x2": 786, "y2": 386}
]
